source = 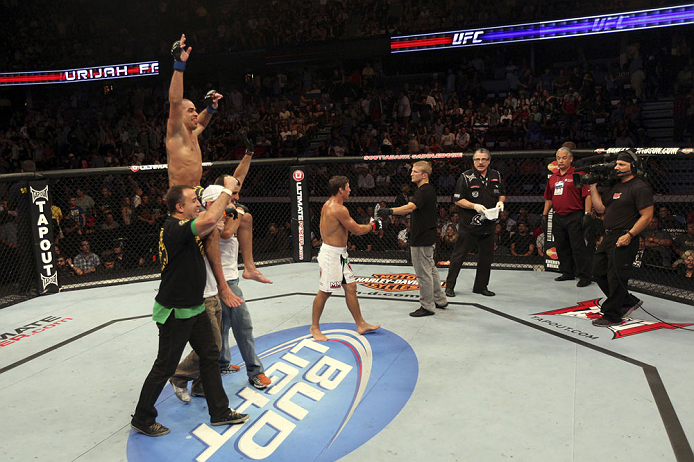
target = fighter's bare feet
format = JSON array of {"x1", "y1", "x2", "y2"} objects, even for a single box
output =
[
  {"x1": 243, "y1": 268, "x2": 273, "y2": 284},
  {"x1": 310, "y1": 326, "x2": 329, "y2": 341},
  {"x1": 357, "y1": 323, "x2": 381, "y2": 335}
]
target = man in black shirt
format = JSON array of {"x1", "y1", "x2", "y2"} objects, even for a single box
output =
[
  {"x1": 445, "y1": 149, "x2": 506, "y2": 297},
  {"x1": 589, "y1": 152, "x2": 653, "y2": 327},
  {"x1": 378, "y1": 161, "x2": 448, "y2": 317},
  {"x1": 131, "y1": 178, "x2": 249, "y2": 437}
]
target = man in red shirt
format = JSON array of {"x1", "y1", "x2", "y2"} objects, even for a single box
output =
[{"x1": 542, "y1": 147, "x2": 592, "y2": 287}]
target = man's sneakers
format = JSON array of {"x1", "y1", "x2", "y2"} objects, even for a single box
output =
[
  {"x1": 249, "y1": 373, "x2": 272, "y2": 389},
  {"x1": 554, "y1": 275, "x2": 575, "y2": 281},
  {"x1": 445, "y1": 288, "x2": 455, "y2": 297},
  {"x1": 473, "y1": 288, "x2": 495, "y2": 296},
  {"x1": 131, "y1": 419, "x2": 170, "y2": 437},
  {"x1": 592, "y1": 317, "x2": 622, "y2": 327},
  {"x1": 211, "y1": 409, "x2": 249, "y2": 426},
  {"x1": 576, "y1": 279, "x2": 592, "y2": 287},
  {"x1": 221, "y1": 364, "x2": 241, "y2": 374},
  {"x1": 170, "y1": 379, "x2": 190, "y2": 403},
  {"x1": 621, "y1": 299, "x2": 643, "y2": 318},
  {"x1": 410, "y1": 307, "x2": 434, "y2": 317},
  {"x1": 435, "y1": 301, "x2": 448, "y2": 309}
]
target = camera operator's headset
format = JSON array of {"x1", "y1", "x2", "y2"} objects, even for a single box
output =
[
  {"x1": 608, "y1": 150, "x2": 692, "y2": 331},
  {"x1": 619, "y1": 149, "x2": 645, "y2": 177}
]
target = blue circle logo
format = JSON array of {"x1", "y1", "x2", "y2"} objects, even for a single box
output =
[{"x1": 127, "y1": 323, "x2": 418, "y2": 461}]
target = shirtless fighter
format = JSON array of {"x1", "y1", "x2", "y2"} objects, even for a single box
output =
[
  {"x1": 166, "y1": 34, "x2": 270, "y2": 299},
  {"x1": 310, "y1": 175, "x2": 381, "y2": 341}
]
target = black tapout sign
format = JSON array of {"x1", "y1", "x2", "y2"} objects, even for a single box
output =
[{"x1": 28, "y1": 181, "x2": 58, "y2": 294}]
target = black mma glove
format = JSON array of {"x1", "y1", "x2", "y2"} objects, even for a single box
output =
[
  {"x1": 234, "y1": 202, "x2": 249, "y2": 215},
  {"x1": 204, "y1": 90, "x2": 218, "y2": 114},
  {"x1": 171, "y1": 40, "x2": 187, "y2": 71},
  {"x1": 582, "y1": 213, "x2": 591, "y2": 230},
  {"x1": 376, "y1": 208, "x2": 393, "y2": 218},
  {"x1": 240, "y1": 130, "x2": 254, "y2": 155},
  {"x1": 224, "y1": 206, "x2": 238, "y2": 220},
  {"x1": 370, "y1": 217, "x2": 383, "y2": 232},
  {"x1": 542, "y1": 214, "x2": 548, "y2": 231}
]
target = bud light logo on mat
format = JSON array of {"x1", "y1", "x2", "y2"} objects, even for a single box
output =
[{"x1": 127, "y1": 323, "x2": 418, "y2": 461}]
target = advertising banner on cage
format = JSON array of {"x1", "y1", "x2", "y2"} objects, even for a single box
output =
[
  {"x1": 290, "y1": 166, "x2": 312, "y2": 262},
  {"x1": 28, "y1": 181, "x2": 58, "y2": 294}
]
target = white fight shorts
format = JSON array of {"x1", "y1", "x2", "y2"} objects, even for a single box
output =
[{"x1": 317, "y1": 243, "x2": 355, "y2": 293}]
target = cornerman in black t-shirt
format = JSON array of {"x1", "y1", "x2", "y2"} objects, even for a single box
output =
[
  {"x1": 445, "y1": 149, "x2": 506, "y2": 297},
  {"x1": 378, "y1": 161, "x2": 448, "y2": 317},
  {"x1": 588, "y1": 151, "x2": 653, "y2": 327},
  {"x1": 131, "y1": 178, "x2": 250, "y2": 437}
]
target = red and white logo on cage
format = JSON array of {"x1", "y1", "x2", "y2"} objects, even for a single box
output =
[
  {"x1": 293, "y1": 170, "x2": 305, "y2": 181},
  {"x1": 533, "y1": 299, "x2": 692, "y2": 340}
]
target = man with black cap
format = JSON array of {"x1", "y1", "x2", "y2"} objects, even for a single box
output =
[
  {"x1": 589, "y1": 151, "x2": 653, "y2": 327},
  {"x1": 542, "y1": 146, "x2": 593, "y2": 287}
]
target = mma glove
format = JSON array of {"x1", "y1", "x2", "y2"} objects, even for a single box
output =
[
  {"x1": 204, "y1": 90, "x2": 218, "y2": 114},
  {"x1": 224, "y1": 206, "x2": 238, "y2": 220},
  {"x1": 582, "y1": 213, "x2": 591, "y2": 230},
  {"x1": 234, "y1": 202, "x2": 249, "y2": 216},
  {"x1": 171, "y1": 40, "x2": 186, "y2": 71},
  {"x1": 370, "y1": 217, "x2": 383, "y2": 232},
  {"x1": 376, "y1": 207, "x2": 393, "y2": 218},
  {"x1": 240, "y1": 130, "x2": 254, "y2": 155}
]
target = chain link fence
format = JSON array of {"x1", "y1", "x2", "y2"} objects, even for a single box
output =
[{"x1": 0, "y1": 150, "x2": 692, "y2": 308}]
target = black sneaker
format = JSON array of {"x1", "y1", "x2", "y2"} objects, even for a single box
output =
[
  {"x1": 554, "y1": 275, "x2": 574, "y2": 281},
  {"x1": 621, "y1": 299, "x2": 643, "y2": 318},
  {"x1": 592, "y1": 317, "x2": 622, "y2": 327},
  {"x1": 576, "y1": 279, "x2": 592, "y2": 287},
  {"x1": 211, "y1": 409, "x2": 249, "y2": 426},
  {"x1": 191, "y1": 386, "x2": 205, "y2": 398},
  {"x1": 445, "y1": 288, "x2": 455, "y2": 297},
  {"x1": 410, "y1": 307, "x2": 434, "y2": 317},
  {"x1": 435, "y1": 302, "x2": 448, "y2": 309},
  {"x1": 130, "y1": 419, "x2": 170, "y2": 437}
]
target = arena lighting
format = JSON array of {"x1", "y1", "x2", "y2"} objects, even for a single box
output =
[
  {"x1": 391, "y1": 4, "x2": 694, "y2": 53},
  {"x1": 0, "y1": 61, "x2": 159, "y2": 87}
]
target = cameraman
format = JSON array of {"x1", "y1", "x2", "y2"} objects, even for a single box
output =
[{"x1": 589, "y1": 152, "x2": 653, "y2": 327}]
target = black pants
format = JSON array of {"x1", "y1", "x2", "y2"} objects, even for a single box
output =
[
  {"x1": 553, "y1": 211, "x2": 591, "y2": 281},
  {"x1": 446, "y1": 231, "x2": 494, "y2": 292},
  {"x1": 592, "y1": 231, "x2": 640, "y2": 322},
  {"x1": 132, "y1": 310, "x2": 230, "y2": 426}
]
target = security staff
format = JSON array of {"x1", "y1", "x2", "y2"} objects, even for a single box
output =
[
  {"x1": 445, "y1": 149, "x2": 506, "y2": 297},
  {"x1": 589, "y1": 151, "x2": 653, "y2": 327},
  {"x1": 542, "y1": 147, "x2": 592, "y2": 287}
]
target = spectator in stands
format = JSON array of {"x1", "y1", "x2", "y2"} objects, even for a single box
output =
[
  {"x1": 121, "y1": 196, "x2": 133, "y2": 227},
  {"x1": 56, "y1": 254, "x2": 83, "y2": 279},
  {"x1": 641, "y1": 217, "x2": 673, "y2": 267},
  {"x1": 96, "y1": 186, "x2": 116, "y2": 221},
  {"x1": 73, "y1": 239, "x2": 100, "y2": 274},
  {"x1": 75, "y1": 188, "x2": 95, "y2": 216},
  {"x1": 673, "y1": 250, "x2": 694, "y2": 278},
  {"x1": 397, "y1": 217, "x2": 410, "y2": 250},
  {"x1": 510, "y1": 221, "x2": 536, "y2": 257},
  {"x1": 673, "y1": 222, "x2": 694, "y2": 257},
  {"x1": 658, "y1": 206, "x2": 682, "y2": 230},
  {"x1": 100, "y1": 212, "x2": 119, "y2": 231},
  {"x1": 494, "y1": 222, "x2": 511, "y2": 255},
  {"x1": 68, "y1": 197, "x2": 85, "y2": 230}
]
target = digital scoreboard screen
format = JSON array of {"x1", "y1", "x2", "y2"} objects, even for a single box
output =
[
  {"x1": 0, "y1": 61, "x2": 159, "y2": 87},
  {"x1": 391, "y1": 4, "x2": 694, "y2": 53}
]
